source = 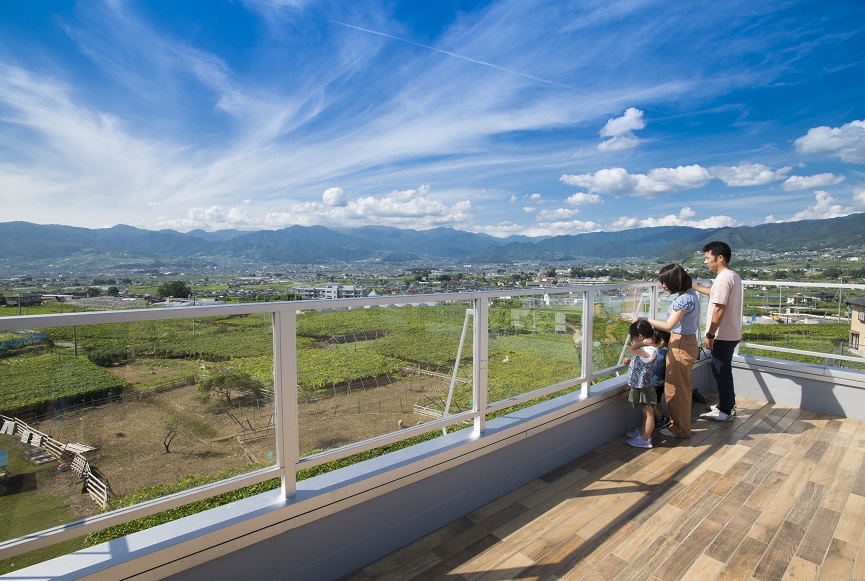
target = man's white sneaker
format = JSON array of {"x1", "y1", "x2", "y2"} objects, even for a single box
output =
[
  {"x1": 705, "y1": 404, "x2": 737, "y2": 416},
  {"x1": 700, "y1": 408, "x2": 733, "y2": 422},
  {"x1": 658, "y1": 427, "x2": 677, "y2": 437}
]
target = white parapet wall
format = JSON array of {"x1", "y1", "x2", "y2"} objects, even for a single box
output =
[{"x1": 691, "y1": 351, "x2": 865, "y2": 420}]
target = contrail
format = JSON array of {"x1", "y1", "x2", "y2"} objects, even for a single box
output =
[{"x1": 248, "y1": 0, "x2": 581, "y2": 91}]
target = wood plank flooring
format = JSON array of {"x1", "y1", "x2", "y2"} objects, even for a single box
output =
[{"x1": 346, "y1": 397, "x2": 865, "y2": 580}]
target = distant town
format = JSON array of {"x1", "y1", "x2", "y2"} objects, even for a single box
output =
[{"x1": 2, "y1": 244, "x2": 864, "y2": 310}]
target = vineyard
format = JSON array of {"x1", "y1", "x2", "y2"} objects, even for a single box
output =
[
  {"x1": 2, "y1": 304, "x2": 857, "y2": 420},
  {"x1": 739, "y1": 322, "x2": 864, "y2": 368}
]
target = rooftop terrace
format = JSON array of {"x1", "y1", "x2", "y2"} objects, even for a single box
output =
[{"x1": 349, "y1": 396, "x2": 865, "y2": 580}]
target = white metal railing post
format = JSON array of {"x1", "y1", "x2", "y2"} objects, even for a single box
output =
[
  {"x1": 581, "y1": 289, "x2": 594, "y2": 396},
  {"x1": 651, "y1": 283, "x2": 659, "y2": 321},
  {"x1": 473, "y1": 297, "x2": 488, "y2": 434},
  {"x1": 272, "y1": 309, "x2": 299, "y2": 497},
  {"x1": 735, "y1": 278, "x2": 745, "y2": 357}
]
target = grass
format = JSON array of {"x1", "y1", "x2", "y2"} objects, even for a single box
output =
[
  {"x1": 0, "y1": 442, "x2": 77, "y2": 540},
  {"x1": 0, "y1": 439, "x2": 86, "y2": 574}
]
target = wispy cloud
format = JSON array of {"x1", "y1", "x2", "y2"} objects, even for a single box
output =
[{"x1": 1, "y1": 0, "x2": 863, "y2": 236}]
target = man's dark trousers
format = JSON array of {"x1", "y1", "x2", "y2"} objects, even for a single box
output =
[{"x1": 711, "y1": 339, "x2": 739, "y2": 414}]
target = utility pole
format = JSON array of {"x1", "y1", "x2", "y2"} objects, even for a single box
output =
[{"x1": 838, "y1": 277, "x2": 843, "y2": 321}]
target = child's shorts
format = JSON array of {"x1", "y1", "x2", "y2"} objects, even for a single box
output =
[{"x1": 629, "y1": 386, "x2": 657, "y2": 408}]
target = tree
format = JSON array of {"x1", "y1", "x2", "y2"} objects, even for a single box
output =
[
  {"x1": 846, "y1": 267, "x2": 865, "y2": 280},
  {"x1": 198, "y1": 370, "x2": 265, "y2": 405},
  {"x1": 162, "y1": 414, "x2": 182, "y2": 453},
  {"x1": 822, "y1": 267, "x2": 841, "y2": 280},
  {"x1": 156, "y1": 280, "x2": 191, "y2": 299}
]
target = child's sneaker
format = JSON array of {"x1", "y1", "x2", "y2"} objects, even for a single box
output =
[
  {"x1": 626, "y1": 428, "x2": 642, "y2": 439},
  {"x1": 627, "y1": 435, "x2": 652, "y2": 449},
  {"x1": 655, "y1": 415, "x2": 671, "y2": 429}
]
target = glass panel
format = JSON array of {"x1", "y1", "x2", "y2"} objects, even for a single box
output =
[
  {"x1": 296, "y1": 300, "x2": 474, "y2": 457},
  {"x1": 739, "y1": 283, "x2": 865, "y2": 370},
  {"x1": 486, "y1": 291, "x2": 582, "y2": 406},
  {"x1": 590, "y1": 286, "x2": 653, "y2": 375},
  {"x1": 0, "y1": 313, "x2": 277, "y2": 546}
]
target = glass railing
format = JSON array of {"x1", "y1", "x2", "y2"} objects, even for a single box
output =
[
  {"x1": 1, "y1": 280, "x2": 864, "y2": 572},
  {"x1": 733, "y1": 280, "x2": 865, "y2": 370}
]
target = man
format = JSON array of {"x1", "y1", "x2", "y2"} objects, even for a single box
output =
[{"x1": 693, "y1": 241, "x2": 743, "y2": 422}]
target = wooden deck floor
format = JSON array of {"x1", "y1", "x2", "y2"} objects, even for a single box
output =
[{"x1": 347, "y1": 397, "x2": 865, "y2": 581}]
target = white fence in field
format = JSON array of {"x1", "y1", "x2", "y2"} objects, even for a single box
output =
[{"x1": 0, "y1": 414, "x2": 108, "y2": 507}]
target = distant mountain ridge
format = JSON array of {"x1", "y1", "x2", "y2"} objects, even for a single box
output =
[{"x1": 0, "y1": 213, "x2": 863, "y2": 267}]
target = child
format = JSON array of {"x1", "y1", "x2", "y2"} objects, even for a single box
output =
[
  {"x1": 653, "y1": 329, "x2": 671, "y2": 430},
  {"x1": 624, "y1": 319, "x2": 658, "y2": 449}
]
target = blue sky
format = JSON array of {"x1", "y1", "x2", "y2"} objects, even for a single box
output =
[{"x1": 1, "y1": 0, "x2": 864, "y2": 237}]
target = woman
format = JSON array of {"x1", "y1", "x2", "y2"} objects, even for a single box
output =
[{"x1": 645, "y1": 264, "x2": 700, "y2": 438}]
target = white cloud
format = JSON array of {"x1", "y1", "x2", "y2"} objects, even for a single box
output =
[
  {"x1": 710, "y1": 163, "x2": 791, "y2": 186},
  {"x1": 794, "y1": 120, "x2": 865, "y2": 163},
  {"x1": 853, "y1": 186, "x2": 865, "y2": 207},
  {"x1": 597, "y1": 135, "x2": 639, "y2": 152},
  {"x1": 509, "y1": 194, "x2": 518, "y2": 203},
  {"x1": 521, "y1": 220, "x2": 602, "y2": 237},
  {"x1": 609, "y1": 206, "x2": 739, "y2": 230},
  {"x1": 600, "y1": 108, "x2": 646, "y2": 138},
  {"x1": 162, "y1": 205, "x2": 255, "y2": 230},
  {"x1": 523, "y1": 206, "x2": 536, "y2": 213},
  {"x1": 561, "y1": 165, "x2": 710, "y2": 197},
  {"x1": 598, "y1": 107, "x2": 645, "y2": 152},
  {"x1": 791, "y1": 191, "x2": 854, "y2": 220},
  {"x1": 781, "y1": 173, "x2": 845, "y2": 190},
  {"x1": 769, "y1": 191, "x2": 855, "y2": 222},
  {"x1": 537, "y1": 208, "x2": 579, "y2": 220},
  {"x1": 470, "y1": 222, "x2": 525, "y2": 237},
  {"x1": 322, "y1": 187, "x2": 347, "y2": 206},
  {"x1": 158, "y1": 185, "x2": 473, "y2": 231},
  {"x1": 529, "y1": 193, "x2": 542, "y2": 200},
  {"x1": 561, "y1": 167, "x2": 637, "y2": 195},
  {"x1": 565, "y1": 192, "x2": 603, "y2": 206}
]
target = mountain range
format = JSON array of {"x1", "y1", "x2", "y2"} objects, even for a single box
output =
[{"x1": 1, "y1": 213, "x2": 863, "y2": 269}]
